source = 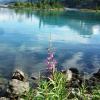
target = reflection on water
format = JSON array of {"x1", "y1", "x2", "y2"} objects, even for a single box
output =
[{"x1": 0, "y1": 8, "x2": 100, "y2": 78}]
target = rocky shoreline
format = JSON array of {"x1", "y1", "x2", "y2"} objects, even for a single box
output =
[{"x1": 0, "y1": 68, "x2": 100, "y2": 100}]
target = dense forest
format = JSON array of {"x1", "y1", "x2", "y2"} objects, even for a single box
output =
[
  {"x1": 63, "y1": 0, "x2": 100, "y2": 9},
  {"x1": 0, "y1": 0, "x2": 100, "y2": 9},
  {"x1": 16, "y1": 0, "x2": 100, "y2": 9}
]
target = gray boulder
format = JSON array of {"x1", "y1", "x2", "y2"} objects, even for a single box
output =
[
  {"x1": 7, "y1": 79, "x2": 29, "y2": 97},
  {"x1": 0, "y1": 97, "x2": 9, "y2": 100},
  {"x1": 12, "y1": 69, "x2": 27, "y2": 81},
  {"x1": 6, "y1": 69, "x2": 29, "y2": 98}
]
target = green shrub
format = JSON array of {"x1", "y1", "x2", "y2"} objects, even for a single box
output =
[
  {"x1": 23, "y1": 72, "x2": 100, "y2": 100},
  {"x1": 14, "y1": 2, "x2": 21, "y2": 7},
  {"x1": 53, "y1": 2, "x2": 63, "y2": 8},
  {"x1": 92, "y1": 85, "x2": 100, "y2": 100},
  {"x1": 13, "y1": 1, "x2": 63, "y2": 10},
  {"x1": 24, "y1": 72, "x2": 68, "y2": 100},
  {"x1": 26, "y1": 2, "x2": 33, "y2": 7},
  {"x1": 34, "y1": 72, "x2": 68, "y2": 100}
]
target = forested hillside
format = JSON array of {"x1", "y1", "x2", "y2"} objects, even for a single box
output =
[
  {"x1": 63, "y1": 0, "x2": 100, "y2": 9},
  {"x1": 0, "y1": 0, "x2": 100, "y2": 9}
]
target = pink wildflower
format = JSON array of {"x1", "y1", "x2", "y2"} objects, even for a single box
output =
[{"x1": 45, "y1": 49, "x2": 57, "y2": 71}]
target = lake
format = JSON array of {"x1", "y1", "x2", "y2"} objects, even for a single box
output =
[{"x1": 0, "y1": 8, "x2": 100, "y2": 78}]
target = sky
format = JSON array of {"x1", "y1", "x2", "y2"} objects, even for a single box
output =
[{"x1": 0, "y1": 0, "x2": 27, "y2": 3}]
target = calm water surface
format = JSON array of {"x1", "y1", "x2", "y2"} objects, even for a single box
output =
[{"x1": 0, "y1": 8, "x2": 100, "y2": 78}]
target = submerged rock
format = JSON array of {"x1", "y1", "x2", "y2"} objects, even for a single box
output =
[
  {"x1": 40, "y1": 69, "x2": 53, "y2": 80},
  {"x1": 89, "y1": 69, "x2": 100, "y2": 87},
  {"x1": 93, "y1": 69, "x2": 100, "y2": 80},
  {"x1": 31, "y1": 74, "x2": 39, "y2": 80},
  {"x1": 31, "y1": 76, "x2": 38, "y2": 80}
]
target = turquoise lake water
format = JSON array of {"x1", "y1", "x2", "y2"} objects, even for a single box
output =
[{"x1": 0, "y1": 8, "x2": 100, "y2": 77}]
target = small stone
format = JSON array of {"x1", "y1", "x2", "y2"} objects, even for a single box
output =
[
  {"x1": 19, "y1": 98, "x2": 25, "y2": 100},
  {"x1": 66, "y1": 69, "x2": 73, "y2": 81},
  {"x1": 66, "y1": 68, "x2": 80, "y2": 82},
  {"x1": 31, "y1": 76, "x2": 37, "y2": 80},
  {"x1": 31, "y1": 74, "x2": 38, "y2": 80}
]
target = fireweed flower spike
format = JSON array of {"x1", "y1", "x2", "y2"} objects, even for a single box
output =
[
  {"x1": 45, "y1": 33, "x2": 57, "y2": 73},
  {"x1": 46, "y1": 49, "x2": 57, "y2": 71}
]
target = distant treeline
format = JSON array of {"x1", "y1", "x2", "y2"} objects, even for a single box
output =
[
  {"x1": 8, "y1": 0, "x2": 100, "y2": 10},
  {"x1": 30, "y1": 0, "x2": 100, "y2": 9},
  {"x1": 62, "y1": 0, "x2": 100, "y2": 9},
  {"x1": 12, "y1": 0, "x2": 64, "y2": 9},
  {"x1": 19, "y1": 0, "x2": 100, "y2": 9}
]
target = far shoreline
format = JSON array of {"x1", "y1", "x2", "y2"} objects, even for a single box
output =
[{"x1": 0, "y1": 3, "x2": 100, "y2": 13}]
